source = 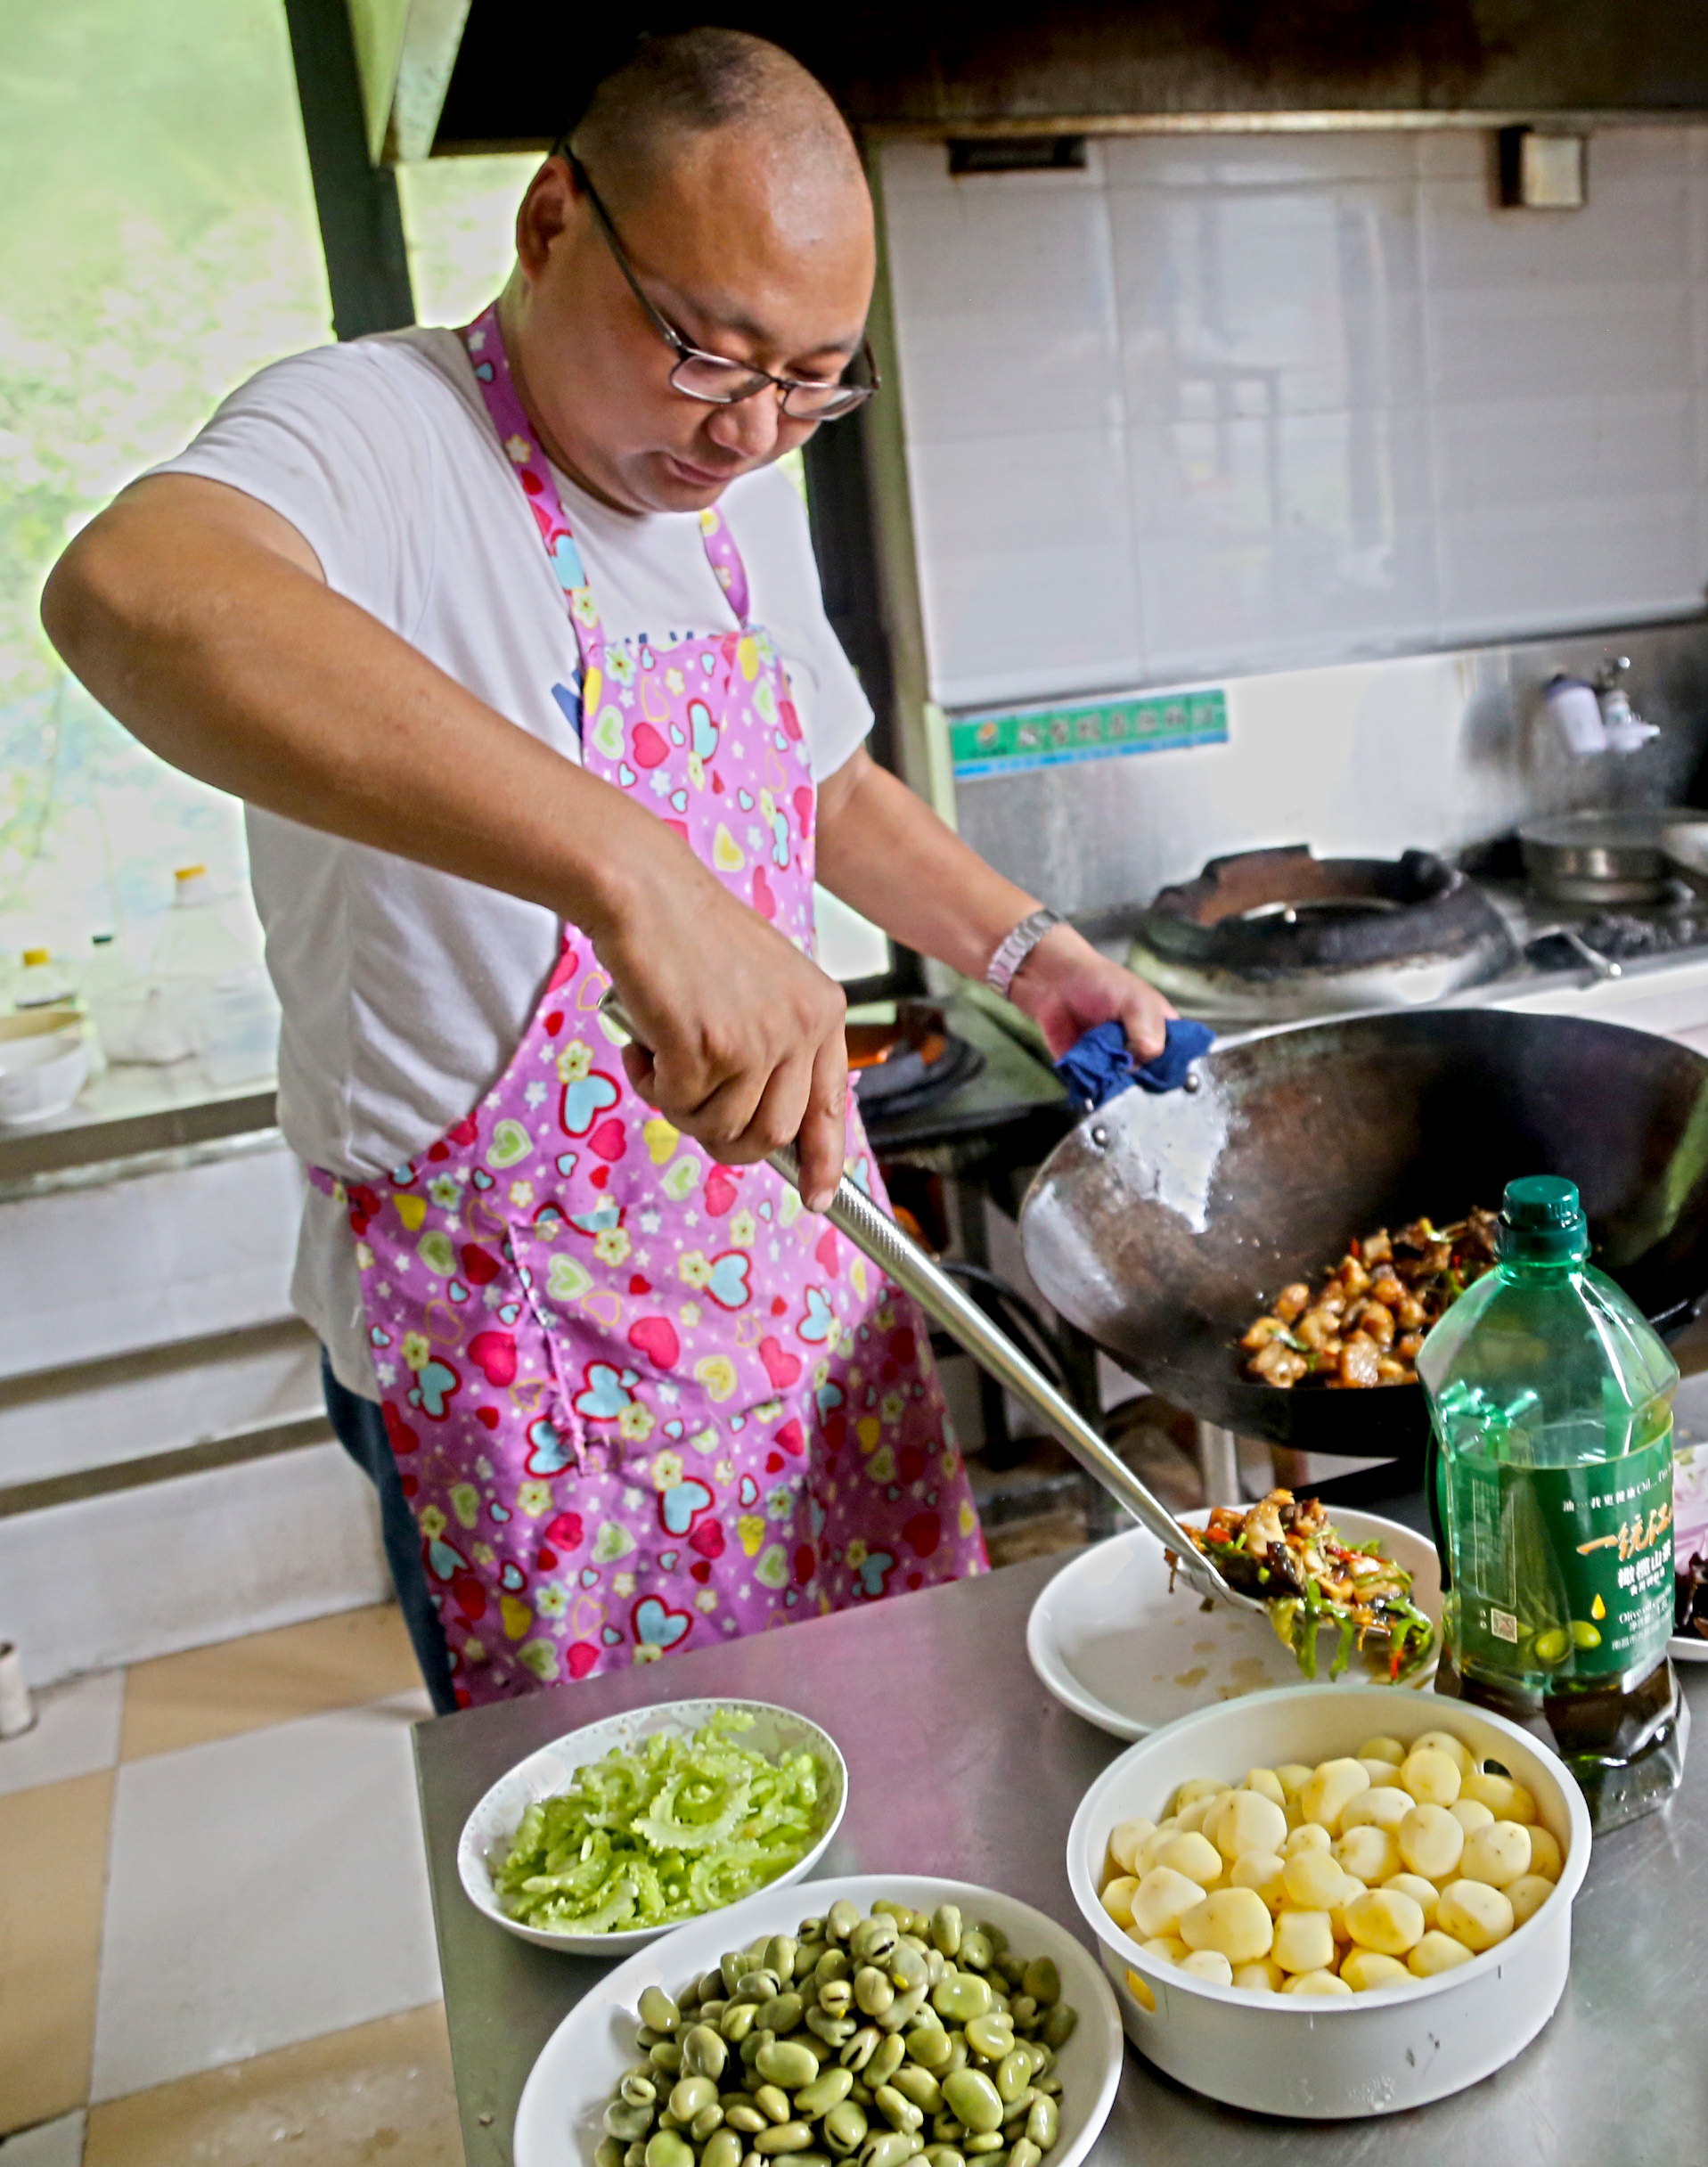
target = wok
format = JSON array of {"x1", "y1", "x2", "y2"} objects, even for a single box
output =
[{"x1": 1018, "y1": 1009, "x2": 1708, "y2": 1471}]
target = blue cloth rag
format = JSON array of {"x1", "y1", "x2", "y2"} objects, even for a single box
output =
[{"x1": 1053, "y1": 1017, "x2": 1216, "y2": 1114}]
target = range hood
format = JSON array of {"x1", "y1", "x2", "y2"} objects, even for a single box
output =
[{"x1": 383, "y1": 0, "x2": 1708, "y2": 155}]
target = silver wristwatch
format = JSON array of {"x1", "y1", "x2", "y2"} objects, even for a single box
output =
[{"x1": 985, "y1": 907, "x2": 1065, "y2": 998}]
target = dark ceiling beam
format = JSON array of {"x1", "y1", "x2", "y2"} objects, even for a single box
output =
[{"x1": 284, "y1": 0, "x2": 416, "y2": 339}]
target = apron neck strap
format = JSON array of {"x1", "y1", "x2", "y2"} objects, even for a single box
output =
[{"x1": 460, "y1": 303, "x2": 756, "y2": 654}]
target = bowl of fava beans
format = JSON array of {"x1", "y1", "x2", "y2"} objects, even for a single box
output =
[{"x1": 1066, "y1": 1685, "x2": 1591, "y2": 2118}]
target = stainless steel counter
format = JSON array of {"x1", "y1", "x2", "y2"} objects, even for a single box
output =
[{"x1": 413, "y1": 1550, "x2": 1708, "y2": 2167}]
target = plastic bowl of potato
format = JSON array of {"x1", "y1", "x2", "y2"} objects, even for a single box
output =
[{"x1": 1065, "y1": 1684, "x2": 1590, "y2": 2118}]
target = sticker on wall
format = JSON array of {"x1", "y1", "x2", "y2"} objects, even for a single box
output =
[{"x1": 950, "y1": 688, "x2": 1228, "y2": 779}]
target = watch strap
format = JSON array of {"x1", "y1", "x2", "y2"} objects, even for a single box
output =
[{"x1": 985, "y1": 907, "x2": 1065, "y2": 998}]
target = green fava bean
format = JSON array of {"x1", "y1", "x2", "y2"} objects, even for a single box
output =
[
  {"x1": 932, "y1": 1976, "x2": 993, "y2": 2025},
  {"x1": 1009, "y1": 2147, "x2": 1042, "y2": 2167},
  {"x1": 994, "y1": 2054, "x2": 1032, "y2": 2106},
  {"x1": 1019, "y1": 1960, "x2": 1059, "y2": 2011},
  {"x1": 930, "y1": 1908, "x2": 963, "y2": 1958},
  {"x1": 823, "y1": 2103, "x2": 869, "y2": 2155},
  {"x1": 621, "y1": 2074, "x2": 658, "y2": 2108},
  {"x1": 852, "y1": 1918, "x2": 901, "y2": 1967},
  {"x1": 861, "y1": 2134, "x2": 914, "y2": 2167},
  {"x1": 957, "y1": 1933, "x2": 993, "y2": 1975},
  {"x1": 671, "y1": 2079, "x2": 719, "y2": 2122},
  {"x1": 755, "y1": 2086, "x2": 793, "y2": 2125},
  {"x1": 1040, "y1": 2006, "x2": 1077, "y2": 2051},
  {"x1": 757, "y1": 1994, "x2": 805, "y2": 2036},
  {"x1": 889, "y1": 2066, "x2": 941, "y2": 2113},
  {"x1": 841, "y1": 2027, "x2": 881, "y2": 2073},
  {"x1": 963, "y1": 2016, "x2": 1013, "y2": 2062},
  {"x1": 906, "y1": 2027, "x2": 952, "y2": 2073},
  {"x1": 754, "y1": 2126, "x2": 815, "y2": 2155},
  {"x1": 927, "y1": 2150, "x2": 968, "y2": 2167},
  {"x1": 597, "y1": 2141, "x2": 626, "y2": 2167},
  {"x1": 796, "y1": 1944, "x2": 827, "y2": 1982},
  {"x1": 641, "y1": 1988, "x2": 682, "y2": 2035},
  {"x1": 877, "y1": 1984, "x2": 928, "y2": 2036},
  {"x1": 796, "y1": 2068, "x2": 854, "y2": 2117},
  {"x1": 888, "y1": 1942, "x2": 929, "y2": 1993},
  {"x1": 829, "y1": 1901, "x2": 862, "y2": 1943},
  {"x1": 646, "y1": 2136, "x2": 695, "y2": 2167},
  {"x1": 756, "y1": 2040, "x2": 820, "y2": 2091},
  {"x1": 867, "y1": 2035, "x2": 907, "y2": 2089},
  {"x1": 1007, "y1": 1999, "x2": 1037, "y2": 2031},
  {"x1": 963, "y1": 2138, "x2": 1004, "y2": 2157},
  {"x1": 705, "y1": 2134, "x2": 746, "y2": 2167},
  {"x1": 941, "y1": 2073, "x2": 1004, "y2": 2137},
  {"x1": 805, "y1": 2009, "x2": 856, "y2": 2048},
  {"x1": 738, "y1": 1972, "x2": 783, "y2": 2005},
  {"x1": 625, "y1": 2145, "x2": 647, "y2": 2167},
  {"x1": 855, "y1": 1968, "x2": 895, "y2": 2018},
  {"x1": 816, "y1": 1950, "x2": 853, "y2": 1988},
  {"x1": 819, "y1": 1979, "x2": 854, "y2": 2018},
  {"x1": 693, "y1": 2106, "x2": 728, "y2": 2143},
  {"x1": 766, "y1": 1937, "x2": 799, "y2": 1980},
  {"x1": 725, "y1": 2106, "x2": 767, "y2": 2135},
  {"x1": 723, "y1": 2004, "x2": 759, "y2": 2043},
  {"x1": 1026, "y1": 2099, "x2": 1058, "y2": 2153},
  {"x1": 650, "y1": 2044, "x2": 683, "y2": 2075},
  {"x1": 682, "y1": 2027, "x2": 729, "y2": 2081}
]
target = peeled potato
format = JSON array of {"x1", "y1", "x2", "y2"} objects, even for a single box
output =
[
  {"x1": 1156, "y1": 1831, "x2": 1225, "y2": 1888},
  {"x1": 1506, "y1": 1875, "x2": 1556, "y2": 1928},
  {"x1": 1179, "y1": 1886, "x2": 1276, "y2": 1966},
  {"x1": 1299, "y1": 1758, "x2": 1371, "y2": 1834},
  {"x1": 1243, "y1": 1768, "x2": 1287, "y2": 1809},
  {"x1": 1461, "y1": 1770, "x2": 1535, "y2": 1823},
  {"x1": 1176, "y1": 1794, "x2": 1222, "y2": 1836},
  {"x1": 1328, "y1": 1877, "x2": 1368, "y2": 1943},
  {"x1": 1139, "y1": 1934, "x2": 1189, "y2": 1963},
  {"x1": 1526, "y1": 1826, "x2": 1564, "y2": 1882},
  {"x1": 1437, "y1": 1877, "x2": 1515, "y2": 1953},
  {"x1": 1100, "y1": 1875, "x2": 1140, "y2": 1929},
  {"x1": 1342, "y1": 1786, "x2": 1413, "y2": 1835},
  {"x1": 1282, "y1": 1968, "x2": 1353, "y2": 1997},
  {"x1": 1230, "y1": 1851, "x2": 1287, "y2": 1913},
  {"x1": 1214, "y1": 1787, "x2": 1288, "y2": 1864},
  {"x1": 1356, "y1": 1735, "x2": 1408, "y2": 1767},
  {"x1": 1397, "y1": 1803, "x2": 1465, "y2": 1881},
  {"x1": 1400, "y1": 1747, "x2": 1462, "y2": 1808},
  {"x1": 1409, "y1": 1930, "x2": 1475, "y2": 1976},
  {"x1": 1178, "y1": 1949, "x2": 1235, "y2": 1985},
  {"x1": 1131, "y1": 1866, "x2": 1211, "y2": 1941},
  {"x1": 1383, "y1": 1871, "x2": 1441, "y2": 1930},
  {"x1": 1448, "y1": 1798, "x2": 1495, "y2": 1836},
  {"x1": 1282, "y1": 1847, "x2": 1353, "y2": 1911},
  {"x1": 1107, "y1": 1817, "x2": 1157, "y2": 1877},
  {"x1": 1272, "y1": 1909, "x2": 1336, "y2": 1975},
  {"x1": 1336, "y1": 1824, "x2": 1401, "y2": 1885},
  {"x1": 1461, "y1": 1820, "x2": 1532, "y2": 1889},
  {"x1": 1281, "y1": 1822, "x2": 1331, "y2": 1860},
  {"x1": 1274, "y1": 1762, "x2": 1314, "y2": 1800},
  {"x1": 1344, "y1": 1886, "x2": 1426, "y2": 1956},
  {"x1": 1410, "y1": 1729, "x2": 1475, "y2": 1776},
  {"x1": 1171, "y1": 1778, "x2": 1228, "y2": 1815},
  {"x1": 1233, "y1": 1958, "x2": 1285, "y2": 1992},
  {"x1": 1341, "y1": 1949, "x2": 1412, "y2": 1992},
  {"x1": 1357, "y1": 1758, "x2": 1401, "y2": 1787}
]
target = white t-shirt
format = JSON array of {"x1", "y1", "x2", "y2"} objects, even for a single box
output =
[{"x1": 152, "y1": 326, "x2": 872, "y2": 1399}]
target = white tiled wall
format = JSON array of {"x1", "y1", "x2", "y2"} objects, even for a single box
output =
[{"x1": 881, "y1": 127, "x2": 1708, "y2": 710}]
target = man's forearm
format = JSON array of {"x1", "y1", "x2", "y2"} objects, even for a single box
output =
[
  {"x1": 813, "y1": 751, "x2": 1039, "y2": 979},
  {"x1": 42, "y1": 477, "x2": 663, "y2": 940}
]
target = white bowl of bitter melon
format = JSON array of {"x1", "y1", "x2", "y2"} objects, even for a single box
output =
[
  {"x1": 459, "y1": 1699, "x2": 847, "y2": 1953},
  {"x1": 1066, "y1": 1683, "x2": 1590, "y2": 2118}
]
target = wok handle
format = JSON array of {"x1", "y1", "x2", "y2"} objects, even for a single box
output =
[{"x1": 598, "y1": 992, "x2": 1243, "y2": 1608}]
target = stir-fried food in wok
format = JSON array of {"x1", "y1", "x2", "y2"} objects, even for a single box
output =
[
  {"x1": 1169, "y1": 1490, "x2": 1437, "y2": 1680},
  {"x1": 1241, "y1": 1209, "x2": 1500, "y2": 1389}
]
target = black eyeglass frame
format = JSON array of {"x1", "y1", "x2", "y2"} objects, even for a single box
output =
[{"x1": 556, "y1": 149, "x2": 879, "y2": 421}]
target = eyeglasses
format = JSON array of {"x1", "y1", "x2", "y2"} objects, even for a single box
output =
[{"x1": 560, "y1": 151, "x2": 879, "y2": 422}]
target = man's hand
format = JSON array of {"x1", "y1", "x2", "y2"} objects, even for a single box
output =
[
  {"x1": 592, "y1": 855, "x2": 850, "y2": 1210},
  {"x1": 1004, "y1": 924, "x2": 1175, "y2": 1064}
]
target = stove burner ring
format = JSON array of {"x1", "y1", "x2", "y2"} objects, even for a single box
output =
[{"x1": 1237, "y1": 896, "x2": 1402, "y2": 927}]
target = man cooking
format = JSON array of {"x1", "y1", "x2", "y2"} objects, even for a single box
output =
[{"x1": 43, "y1": 28, "x2": 1170, "y2": 1711}]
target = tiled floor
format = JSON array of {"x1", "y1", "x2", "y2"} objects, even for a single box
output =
[{"x1": 0, "y1": 1605, "x2": 457, "y2": 2164}]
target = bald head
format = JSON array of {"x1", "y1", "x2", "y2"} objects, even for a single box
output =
[{"x1": 569, "y1": 28, "x2": 866, "y2": 219}]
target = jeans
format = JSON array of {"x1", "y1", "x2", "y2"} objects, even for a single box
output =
[{"x1": 321, "y1": 1352, "x2": 459, "y2": 1715}]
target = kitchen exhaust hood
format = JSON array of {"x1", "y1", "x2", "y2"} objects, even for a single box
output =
[{"x1": 396, "y1": 0, "x2": 1708, "y2": 155}]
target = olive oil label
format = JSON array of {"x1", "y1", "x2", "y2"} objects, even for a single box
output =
[{"x1": 1446, "y1": 1431, "x2": 1674, "y2": 1681}]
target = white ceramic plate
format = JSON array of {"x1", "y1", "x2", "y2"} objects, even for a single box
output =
[
  {"x1": 1672, "y1": 1443, "x2": 1708, "y2": 1663},
  {"x1": 513, "y1": 1872, "x2": 1125, "y2": 2167},
  {"x1": 1026, "y1": 1508, "x2": 1441, "y2": 1738},
  {"x1": 459, "y1": 1697, "x2": 846, "y2": 1954}
]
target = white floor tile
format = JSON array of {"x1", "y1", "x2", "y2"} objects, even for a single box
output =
[
  {"x1": 0, "y1": 1670, "x2": 124, "y2": 1798},
  {"x1": 0, "y1": 2114, "x2": 86, "y2": 2166},
  {"x1": 89, "y1": 1692, "x2": 438, "y2": 2101}
]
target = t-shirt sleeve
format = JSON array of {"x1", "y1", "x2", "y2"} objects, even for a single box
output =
[
  {"x1": 147, "y1": 342, "x2": 435, "y2": 635},
  {"x1": 731, "y1": 467, "x2": 874, "y2": 783}
]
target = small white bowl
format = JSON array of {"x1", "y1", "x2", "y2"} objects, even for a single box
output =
[
  {"x1": 0, "y1": 1011, "x2": 90, "y2": 1126},
  {"x1": 513, "y1": 1872, "x2": 1125, "y2": 2167},
  {"x1": 459, "y1": 1697, "x2": 847, "y2": 1954},
  {"x1": 1066, "y1": 1683, "x2": 1591, "y2": 2118}
]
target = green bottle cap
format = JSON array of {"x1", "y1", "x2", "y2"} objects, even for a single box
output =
[{"x1": 1500, "y1": 1174, "x2": 1590, "y2": 1262}]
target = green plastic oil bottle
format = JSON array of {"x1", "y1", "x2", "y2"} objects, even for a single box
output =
[{"x1": 1418, "y1": 1174, "x2": 1687, "y2": 1830}]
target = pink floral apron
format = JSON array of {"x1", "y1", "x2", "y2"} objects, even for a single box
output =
[{"x1": 313, "y1": 305, "x2": 985, "y2": 1706}]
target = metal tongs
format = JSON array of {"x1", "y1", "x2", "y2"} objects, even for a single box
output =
[{"x1": 600, "y1": 992, "x2": 1265, "y2": 1618}]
